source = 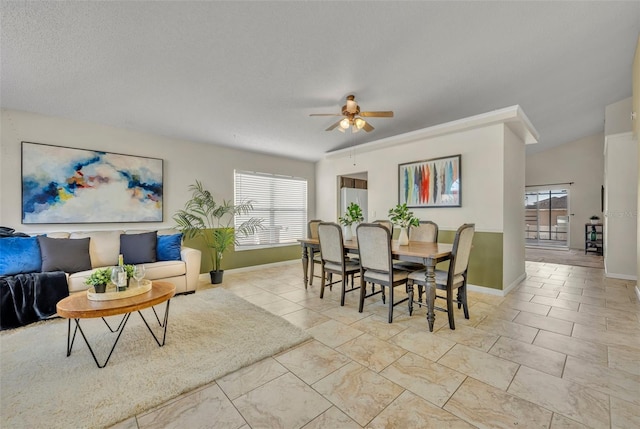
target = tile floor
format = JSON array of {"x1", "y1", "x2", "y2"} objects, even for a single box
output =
[{"x1": 112, "y1": 261, "x2": 639, "y2": 429}]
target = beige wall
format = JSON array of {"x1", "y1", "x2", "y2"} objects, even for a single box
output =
[
  {"x1": 525, "y1": 133, "x2": 604, "y2": 249},
  {"x1": 503, "y1": 126, "x2": 526, "y2": 290},
  {"x1": 605, "y1": 97, "x2": 633, "y2": 136},
  {"x1": 317, "y1": 125, "x2": 505, "y2": 232},
  {"x1": 0, "y1": 109, "x2": 315, "y2": 251}
]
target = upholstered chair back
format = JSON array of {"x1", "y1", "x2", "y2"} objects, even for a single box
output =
[
  {"x1": 372, "y1": 220, "x2": 393, "y2": 235},
  {"x1": 317, "y1": 223, "x2": 344, "y2": 265},
  {"x1": 356, "y1": 223, "x2": 392, "y2": 273},
  {"x1": 308, "y1": 219, "x2": 322, "y2": 239},
  {"x1": 452, "y1": 224, "x2": 475, "y2": 276},
  {"x1": 409, "y1": 221, "x2": 439, "y2": 242}
]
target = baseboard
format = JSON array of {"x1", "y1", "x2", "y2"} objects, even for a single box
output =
[
  {"x1": 198, "y1": 259, "x2": 299, "y2": 281},
  {"x1": 466, "y1": 283, "x2": 507, "y2": 297},
  {"x1": 502, "y1": 272, "x2": 527, "y2": 296},
  {"x1": 604, "y1": 272, "x2": 638, "y2": 281}
]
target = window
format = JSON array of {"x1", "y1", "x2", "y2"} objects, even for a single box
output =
[{"x1": 234, "y1": 170, "x2": 308, "y2": 248}]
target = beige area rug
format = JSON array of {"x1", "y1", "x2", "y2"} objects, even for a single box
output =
[
  {"x1": 525, "y1": 247, "x2": 604, "y2": 269},
  {"x1": 1, "y1": 288, "x2": 311, "y2": 429}
]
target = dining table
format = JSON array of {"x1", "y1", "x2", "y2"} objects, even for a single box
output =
[{"x1": 297, "y1": 238, "x2": 453, "y2": 331}]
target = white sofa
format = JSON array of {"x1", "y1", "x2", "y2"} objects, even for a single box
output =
[{"x1": 44, "y1": 229, "x2": 201, "y2": 294}]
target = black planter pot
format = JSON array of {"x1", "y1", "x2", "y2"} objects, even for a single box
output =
[
  {"x1": 210, "y1": 270, "x2": 224, "y2": 284},
  {"x1": 94, "y1": 283, "x2": 107, "y2": 293}
]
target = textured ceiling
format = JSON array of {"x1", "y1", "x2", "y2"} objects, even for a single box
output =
[{"x1": 1, "y1": 1, "x2": 639, "y2": 161}]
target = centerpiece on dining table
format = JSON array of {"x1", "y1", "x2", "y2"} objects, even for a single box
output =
[
  {"x1": 338, "y1": 202, "x2": 364, "y2": 240},
  {"x1": 388, "y1": 203, "x2": 419, "y2": 245}
]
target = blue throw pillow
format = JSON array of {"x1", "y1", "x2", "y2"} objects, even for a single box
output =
[
  {"x1": 156, "y1": 233, "x2": 182, "y2": 261},
  {"x1": 0, "y1": 236, "x2": 42, "y2": 275}
]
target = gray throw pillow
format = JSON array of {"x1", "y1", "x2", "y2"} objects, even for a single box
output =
[
  {"x1": 38, "y1": 236, "x2": 92, "y2": 274},
  {"x1": 120, "y1": 231, "x2": 157, "y2": 265}
]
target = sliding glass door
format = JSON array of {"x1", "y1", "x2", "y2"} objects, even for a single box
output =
[{"x1": 525, "y1": 188, "x2": 569, "y2": 248}]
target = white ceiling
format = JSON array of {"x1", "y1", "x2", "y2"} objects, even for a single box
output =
[{"x1": 1, "y1": 1, "x2": 639, "y2": 162}]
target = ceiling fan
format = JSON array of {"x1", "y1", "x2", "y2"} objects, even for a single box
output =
[{"x1": 310, "y1": 95, "x2": 393, "y2": 133}]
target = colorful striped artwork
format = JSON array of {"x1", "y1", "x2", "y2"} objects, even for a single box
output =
[
  {"x1": 21, "y1": 142, "x2": 163, "y2": 223},
  {"x1": 398, "y1": 155, "x2": 461, "y2": 207}
]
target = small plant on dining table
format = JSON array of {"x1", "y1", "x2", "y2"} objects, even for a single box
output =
[
  {"x1": 388, "y1": 203, "x2": 420, "y2": 228},
  {"x1": 338, "y1": 202, "x2": 364, "y2": 226}
]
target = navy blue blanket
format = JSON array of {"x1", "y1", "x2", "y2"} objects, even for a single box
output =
[{"x1": 1, "y1": 271, "x2": 69, "y2": 330}]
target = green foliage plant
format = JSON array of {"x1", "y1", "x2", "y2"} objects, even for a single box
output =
[
  {"x1": 388, "y1": 203, "x2": 420, "y2": 228},
  {"x1": 338, "y1": 202, "x2": 364, "y2": 226},
  {"x1": 173, "y1": 180, "x2": 264, "y2": 272},
  {"x1": 84, "y1": 268, "x2": 112, "y2": 287}
]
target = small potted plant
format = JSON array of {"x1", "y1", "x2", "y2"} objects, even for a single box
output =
[
  {"x1": 338, "y1": 202, "x2": 364, "y2": 240},
  {"x1": 388, "y1": 203, "x2": 420, "y2": 245},
  {"x1": 85, "y1": 268, "x2": 112, "y2": 293},
  {"x1": 590, "y1": 215, "x2": 600, "y2": 225}
]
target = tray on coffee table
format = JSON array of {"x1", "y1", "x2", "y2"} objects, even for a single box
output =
[{"x1": 87, "y1": 279, "x2": 152, "y2": 301}]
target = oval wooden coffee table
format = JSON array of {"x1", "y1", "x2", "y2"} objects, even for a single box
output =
[{"x1": 57, "y1": 281, "x2": 176, "y2": 368}]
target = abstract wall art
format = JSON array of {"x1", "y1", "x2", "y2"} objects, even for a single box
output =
[
  {"x1": 399, "y1": 154, "x2": 461, "y2": 208},
  {"x1": 21, "y1": 142, "x2": 163, "y2": 224}
]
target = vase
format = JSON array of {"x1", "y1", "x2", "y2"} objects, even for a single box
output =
[
  {"x1": 94, "y1": 283, "x2": 106, "y2": 293},
  {"x1": 398, "y1": 227, "x2": 409, "y2": 245},
  {"x1": 344, "y1": 225, "x2": 353, "y2": 241}
]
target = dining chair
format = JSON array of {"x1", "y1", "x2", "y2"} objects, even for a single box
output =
[
  {"x1": 372, "y1": 220, "x2": 393, "y2": 235},
  {"x1": 407, "y1": 223, "x2": 475, "y2": 330},
  {"x1": 307, "y1": 219, "x2": 322, "y2": 285},
  {"x1": 393, "y1": 220, "x2": 439, "y2": 271},
  {"x1": 317, "y1": 222, "x2": 361, "y2": 306},
  {"x1": 356, "y1": 223, "x2": 410, "y2": 323},
  {"x1": 410, "y1": 220, "x2": 439, "y2": 242}
]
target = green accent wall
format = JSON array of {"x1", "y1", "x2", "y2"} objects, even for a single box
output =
[
  {"x1": 437, "y1": 230, "x2": 503, "y2": 290},
  {"x1": 183, "y1": 234, "x2": 300, "y2": 273},
  {"x1": 185, "y1": 229, "x2": 504, "y2": 290}
]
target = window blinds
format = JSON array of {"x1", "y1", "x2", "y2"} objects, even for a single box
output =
[{"x1": 234, "y1": 170, "x2": 308, "y2": 247}]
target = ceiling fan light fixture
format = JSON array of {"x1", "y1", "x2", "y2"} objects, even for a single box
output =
[
  {"x1": 339, "y1": 118, "x2": 350, "y2": 129},
  {"x1": 346, "y1": 98, "x2": 358, "y2": 113},
  {"x1": 354, "y1": 118, "x2": 366, "y2": 129}
]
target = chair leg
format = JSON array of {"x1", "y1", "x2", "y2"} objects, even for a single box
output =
[
  {"x1": 407, "y1": 282, "x2": 414, "y2": 316},
  {"x1": 387, "y1": 286, "x2": 394, "y2": 323},
  {"x1": 310, "y1": 257, "x2": 315, "y2": 286},
  {"x1": 358, "y1": 277, "x2": 366, "y2": 313},
  {"x1": 446, "y1": 287, "x2": 455, "y2": 330},
  {"x1": 417, "y1": 284, "x2": 423, "y2": 304},
  {"x1": 328, "y1": 273, "x2": 333, "y2": 290},
  {"x1": 319, "y1": 271, "x2": 326, "y2": 299},
  {"x1": 340, "y1": 276, "x2": 346, "y2": 306},
  {"x1": 461, "y1": 283, "x2": 469, "y2": 319}
]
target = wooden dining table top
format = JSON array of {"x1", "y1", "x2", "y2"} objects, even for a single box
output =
[{"x1": 298, "y1": 238, "x2": 453, "y2": 260}]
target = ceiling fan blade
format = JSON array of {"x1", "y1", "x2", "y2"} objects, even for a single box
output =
[
  {"x1": 363, "y1": 122, "x2": 374, "y2": 132},
  {"x1": 310, "y1": 113, "x2": 342, "y2": 116},
  {"x1": 360, "y1": 111, "x2": 394, "y2": 118},
  {"x1": 325, "y1": 120, "x2": 342, "y2": 131}
]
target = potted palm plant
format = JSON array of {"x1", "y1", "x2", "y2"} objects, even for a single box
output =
[
  {"x1": 388, "y1": 203, "x2": 420, "y2": 245},
  {"x1": 173, "y1": 180, "x2": 264, "y2": 284},
  {"x1": 338, "y1": 202, "x2": 364, "y2": 240}
]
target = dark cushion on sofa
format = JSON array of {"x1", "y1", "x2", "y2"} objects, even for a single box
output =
[
  {"x1": 120, "y1": 231, "x2": 157, "y2": 265},
  {"x1": 37, "y1": 236, "x2": 92, "y2": 274},
  {"x1": 156, "y1": 233, "x2": 182, "y2": 261},
  {"x1": 0, "y1": 236, "x2": 42, "y2": 276}
]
